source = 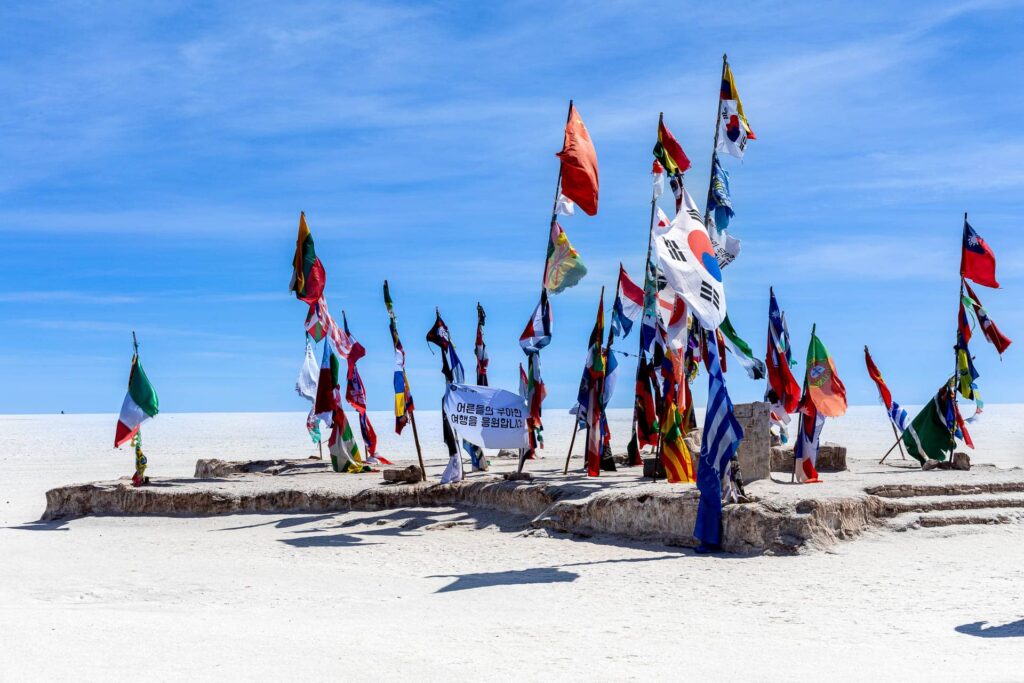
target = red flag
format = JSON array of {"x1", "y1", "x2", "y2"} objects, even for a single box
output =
[
  {"x1": 863, "y1": 347, "x2": 893, "y2": 410},
  {"x1": 964, "y1": 281, "x2": 1012, "y2": 355},
  {"x1": 961, "y1": 220, "x2": 999, "y2": 288},
  {"x1": 556, "y1": 103, "x2": 599, "y2": 216}
]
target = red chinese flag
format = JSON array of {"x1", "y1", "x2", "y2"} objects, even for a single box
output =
[
  {"x1": 863, "y1": 347, "x2": 892, "y2": 410},
  {"x1": 556, "y1": 103, "x2": 599, "y2": 216},
  {"x1": 961, "y1": 221, "x2": 999, "y2": 288}
]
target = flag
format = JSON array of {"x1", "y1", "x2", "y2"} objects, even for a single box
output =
[
  {"x1": 342, "y1": 313, "x2": 386, "y2": 463},
  {"x1": 295, "y1": 341, "x2": 319, "y2": 402},
  {"x1": 669, "y1": 174, "x2": 684, "y2": 214},
  {"x1": 556, "y1": 102, "x2": 599, "y2": 216},
  {"x1": 632, "y1": 355, "x2": 660, "y2": 448},
  {"x1": 660, "y1": 399, "x2": 696, "y2": 484},
  {"x1": 705, "y1": 153, "x2": 741, "y2": 268},
  {"x1": 304, "y1": 301, "x2": 326, "y2": 342},
  {"x1": 612, "y1": 264, "x2": 644, "y2": 339},
  {"x1": 655, "y1": 207, "x2": 671, "y2": 234},
  {"x1": 963, "y1": 281, "x2": 1012, "y2": 355},
  {"x1": 652, "y1": 160, "x2": 665, "y2": 199},
  {"x1": 961, "y1": 220, "x2": 999, "y2": 288},
  {"x1": 639, "y1": 259, "x2": 660, "y2": 354},
  {"x1": 523, "y1": 354, "x2": 546, "y2": 450},
  {"x1": 475, "y1": 303, "x2": 489, "y2": 385},
  {"x1": 765, "y1": 288, "x2": 801, "y2": 414},
  {"x1": 383, "y1": 280, "x2": 414, "y2": 433},
  {"x1": 328, "y1": 405, "x2": 365, "y2": 473},
  {"x1": 717, "y1": 62, "x2": 755, "y2": 159},
  {"x1": 603, "y1": 348, "x2": 620, "y2": 408},
  {"x1": 444, "y1": 384, "x2": 529, "y2": 450},
  {"x1": 653, "y1": 116, "x2": 692, "y2": 176},
  {"x1": 289, "y1": 212, "x2": 326, "y2": 304},
  {"x1": 655, "y1": 186, "x2": 727, "y2": 330},
  {"x1": 314, "y1": 341, "x2": 341, "y2": 424},
  {"x1": 305, "y1": 407, "x2": 321, "y2": 444},
  {"x1": 694, "y1": 336, "x2": 744, "y2": 550},
  {"x1": 805, "y1": 329, "x2": 847, "y2": 417},
  {"x1": 543, "y1": 220, "x2": 588, "y2": 293},
  {"x1": 426, "y1": 310, "x2": 465, "y2": 384},
  {"x1": 520, "y1": 290, "x2": 552, "y2": 354},
  {"x1": 864, "y1": 346, "x2": 909, "y2": 433},
  {"x1": 555, "y1": 194, "x2": 575, "y2": 215},
  {"x1": 663, "y1": 295, "x2": 688, "y2": 350},
  {"x1": 720, "y1": 315, "x2": 766, "y2": 380},
  {"x1": 863, "y1": 346, "x2": 893, "y2": 410},
  {"x1": 580, "y1": 291, "x2": 607, "y2": 476},
  {"x1": 793, "y1": 396, "x2": 824, "y2": 483},
  {"x1": 114, "y1": 353, "x2": 159, "y2": 448},
  {"x1": 902, "y1": 384, "x2": 956, "y2": 463}
]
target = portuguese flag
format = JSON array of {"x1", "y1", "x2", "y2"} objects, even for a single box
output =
[
  {"x1": 290, "y1": 211, "x2": 326, "y2": 304},
  {"x1": 114, "y1": 354, "x2": 159, "y2": 447},
  {"x1": 805, "y1": 330, "x2": 847, "y2": 418}
]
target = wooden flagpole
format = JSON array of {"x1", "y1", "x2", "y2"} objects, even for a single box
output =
[
  {"x1": 705, "y1": 54, "x2": 729, "y2": 212},
  {"x1": 562, "y1": 424, "x2": 579, "y2": 475},
  {"x1": 383, "y1": 280, "x2": 427, "y2": 479},
  {"x1": 791, "y1": 323, "x2": 814, "y2": 483}
]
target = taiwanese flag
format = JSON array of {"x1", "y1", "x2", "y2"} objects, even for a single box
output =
[
  {"x1": 961, "y1": 220, "x2": 999, "y2": 288},
  {"x1": 556, "y1": 103, "x2": 599, "y2": 216}
]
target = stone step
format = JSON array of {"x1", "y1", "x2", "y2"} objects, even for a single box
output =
[
  {"x1": 877, "y1": 493, "x2": 1024, "y2": 516},
  {"x1": 865, "y1": 481, "x2": 1024, "y2": 499},
  {"x1": 887, "y1": 507, "x2": 1024, "y2": 531}
]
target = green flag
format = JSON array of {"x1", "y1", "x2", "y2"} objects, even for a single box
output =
[{"x1": 902, "y1": 386, "x2": 955, "y2": 463}]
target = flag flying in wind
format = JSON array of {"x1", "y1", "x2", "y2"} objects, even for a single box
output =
[
  {"x1": 765, "y1": 288, "x2": 802, "y2": 415},
  {"x1": 612, "y1": 264, "x2": 644, "y2": 339},
  {"x1": 543, "y1": 220, "x2": 588, "y2": 293},
  {"x1": 520, "y1": 290, "x2": 552, "y2": 354},
  {"x1": 705, "y1": 153, "x2": 741, "y2": 268},
  {"x1": 717, "y1": 61, "x2": 755, "y2": 159},
  {"x1": 556, "y1": 103, "x2": 599, "y2": 216},
  {"x1": 805, "y1": 329, "x2": 847, "y2": 418},
  {"x1": 426, "y1": 310, "x2": 466, "y2": 384},
  {"x1": 694, "y1": 336, "x2": 744, "y2": 550},
  {"x1": 475, "y1": 302, "x2": 489, "y2": 385},
  {"x1": 653, "y1": 116, "x2": 692, "y2": 176},
  {"x1": 793, "y1": 395, "x2": 824, "y2": 484},
  {"x1": 383, "y1": 280, "x2": 414, "y2": 434},
  {"x1": 961, "y1": 220, "x2": 999, "y2": 288},
  {"x1": 114, "y1": 352, "x2": 159, "y2": 448},
  {"x1": 963, "y1": 281, "x2": 1012, "y2": 355},
  {"x1": 660, "y1": 396, "x2": 696, "y2": 484},
  {"x1": 289, "y1": 212, "x2": 326, "y2": 304},
  {"x1": 719, "y1": 314, "x2": 766, "y2": 380},
  {"x1": 655, "y1": 186, "x2": 727, "y2": 330},
  {"x1": 864, "y1": 346, "x2": 908, "y2": 432},
  {"x1": 902, "y1": 383, "x2": 957, "y2": 463},
  {"x1": 328, "y1": 404, "x2": 366, "y2": 473}
]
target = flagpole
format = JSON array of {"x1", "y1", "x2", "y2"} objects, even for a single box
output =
[
  {"x1": 383, "y1": 280, "x2": 427, "y2": 480},
  {"x1": 562, "y1": 424, "x2": 579, "y2": 475},
  {"x1": 791, "y1": 323, "x2": 814, "y2": 483},
  {"x1": 867, "y1": 345, "x2": 907, "y2": 464},
  {"x1": 629, "y1": 116, "x2": 665, "y2": 463},
  {"x1": 703, "y1": 54, "x2": 729, "y2": 218}
]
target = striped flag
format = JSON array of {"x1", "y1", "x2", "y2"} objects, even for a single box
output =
[
  {"x1": 612, "y1": 264, "x2": 644, "y2": 339},
  {"x1": 660, "y1": 398, "x2": 695, "y2": 483},
  {"x1": 383, "y1": 281, "x2": 415, "y2": 434},
  {"x1": 694, "y1": 336, "x2": 744, "y2": 550},
  {"x1": 520, "y1": 290, "x2": 552, "y2": 354},
  {"x1": 114, "y1": 352, "x2": 159, "y2": 448}
]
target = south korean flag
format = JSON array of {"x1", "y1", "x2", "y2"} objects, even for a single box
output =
[{"x1": 654, "y1": 187, "x2": 727, "y2": 330}]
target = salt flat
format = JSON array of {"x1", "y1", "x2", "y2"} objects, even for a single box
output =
[{"x1": 2, "y1": 411, "x2": 1023, "y2": 680}]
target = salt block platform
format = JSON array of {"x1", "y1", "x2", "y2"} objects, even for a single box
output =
[{"x1": 43, "y1": 457, "x2": 1024, "y2": 555}]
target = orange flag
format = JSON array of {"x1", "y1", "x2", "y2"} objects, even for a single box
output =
[
  {"x1": 806, "y1": 330, "x2": 847, "y2": 418},
  {"x1": 556, "y1": 103, "x2": 599, "y2": 216}
]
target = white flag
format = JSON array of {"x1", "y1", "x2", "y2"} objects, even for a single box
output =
[
  {"x1": 655, "y1": 187, "x2": 727, "y2": 330},
  {"x1": 295, "y1": 342, "x2": 319, "y2": 402},
  {"x1": 717, "y1": 99, "x2": 751, "y2": 159},
  {"x1": 555, "y1": 194, "x2": 576, "y2": 216},
  {"x1": 444, "y1": 384, "x2": 528, "y2": 449}
]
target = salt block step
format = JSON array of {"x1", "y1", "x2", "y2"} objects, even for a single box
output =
[
  {"x1": 865, "y1": 481, "x2": 1024, "y2": 499},
  {"x1": 887, "y1": 508, "x2": 1024, "y2": 531},
  {"x1": 879, "y1": 493, "x2": 1024, "y2": 515}
]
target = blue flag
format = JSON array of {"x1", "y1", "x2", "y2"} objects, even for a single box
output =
[{"x1": 694, "y1": 336, "x2": 744, "y2": 550}]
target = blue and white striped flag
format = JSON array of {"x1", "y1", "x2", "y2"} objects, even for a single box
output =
[
  {"x1": 888, "y1": 401, "x2": 909, "y2": 432},
  {"x1": 694, "y1": 336, "x2": 744, "y2": 550}
]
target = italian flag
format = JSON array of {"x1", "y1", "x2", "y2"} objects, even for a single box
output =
[{"x1": 114, "y1": 355, "x2": 159, "y2": 447}]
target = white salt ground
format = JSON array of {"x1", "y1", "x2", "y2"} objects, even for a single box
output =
[{"x1": 1, "y1": 410, "x2": 1023, "y2": 681}]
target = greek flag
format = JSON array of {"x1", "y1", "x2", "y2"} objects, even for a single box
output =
[
  {"x1": 694, "y1": 336, "x2": 744, "y2": 550},
  {"x1": 889, "y1": 401, "x2": 909, "y2": 433}
]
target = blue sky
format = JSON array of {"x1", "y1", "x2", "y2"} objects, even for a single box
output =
[{"x1": 1, "y1": 0, "x2": 1021, "y2": 414}]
